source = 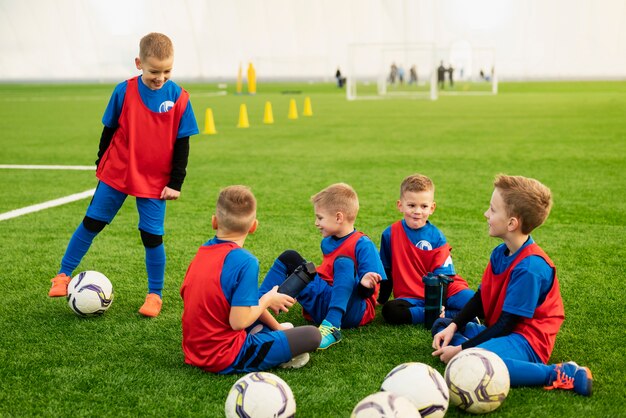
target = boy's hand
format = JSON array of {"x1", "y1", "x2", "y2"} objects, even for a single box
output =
[
  {"x1": 360, "y1": 272, "x2": 382, "y2": 289},
  {"x1": 432, "y1": 322, "x2": 457, "y2": 350},
  {"x1": 266, "y1": 285, "x2": 296, "y2": 315},
  {"x1": 432, "y1": 345, "x2": 462, "y2": 364},
  {"x1": 160, "y1": 186, "x2": 180, "y2": 200}
]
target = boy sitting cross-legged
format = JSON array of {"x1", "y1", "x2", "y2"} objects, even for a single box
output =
[
  {"x1": 180, "y1": 186, "x2": 321, "y2": 374},
  {"x1": 260, "y1": 183, "x2": 386, "y2": 350}
]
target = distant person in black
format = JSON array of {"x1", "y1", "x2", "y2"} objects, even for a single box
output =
[
  {"x1": 437, "y1": 61, "x2": 446, "y2": 89},
  {"x1": 335, "y1": 68, "x2": 346, "y2": 88},
  {"x1": 448, "y1": 65, "x2": 454, "y2": 88},
  {"x1": 409, "y1": 65, "x2": 418, "y2": 85}
]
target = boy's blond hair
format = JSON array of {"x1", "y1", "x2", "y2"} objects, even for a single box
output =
[
  {"x1": 139, "y1": 32, "x2": 173, "y2": 61},
  {"x1": 400, "y1": 173, "x2": 434, "y2": 197},
  {"x1": 216, "y1": 186, "x2": 257, "y2": 233},
  {"x1": 494, "y1": 174, "x2": 553, "y2": 234},
  {"x1": 311, "y1": 183, "x2": 359, "y2": 223}
]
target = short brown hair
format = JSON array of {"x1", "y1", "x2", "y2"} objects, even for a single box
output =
[
  {"x1": 494, "y1": 174, "x2": 553, "y2": 234},
  {"x1": 400, "y1": 174, "x2": 434, "y2": 197},
  {"x1": 216, "y1": 186, "x2": 257, "y2": 233},
  {"x1": 311, "y1": 183, "x2": 359, "y2": 222},
  {"x1": 139, "y1": 33, "x2": 173, "y2": 60}
]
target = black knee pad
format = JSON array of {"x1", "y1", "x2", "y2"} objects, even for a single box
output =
[
  {"x1": 382, "y1": 299, "x2": 414, "y2": 325},
  {"x1": 277, "y1": 250, "x2": 307, "y2": 275},
  {"x1": 140, "y1": 229, "x2": 163, "y2": 248},
  {"x1": 82, "y1": 216, "x2": 107, "y2": 233}
]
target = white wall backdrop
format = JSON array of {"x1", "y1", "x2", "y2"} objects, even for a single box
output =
[{"x1": 1, "y1": 0, "x2": 625, "y2": 82}]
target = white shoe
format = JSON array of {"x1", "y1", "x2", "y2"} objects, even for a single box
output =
[
  {"x1": 279, "y1": 352, "x2": 310, "y2": 369},
  {"x1": 280, "y1": 322, "x2": 294, "y2": 330}
]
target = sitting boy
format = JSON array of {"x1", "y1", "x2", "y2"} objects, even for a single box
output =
[
  {"x1": 431, "y1": 174, "x2": 592, "y2": 396},
  {"x1": 378, "y1": 174, "x2": 474, "y2": 326},
  {"x1": 180, "y1": 186, "x2": 321, "y2": 374},
  {"x1": 260, "y1": 183, "x2": 385, "y2": 350}
]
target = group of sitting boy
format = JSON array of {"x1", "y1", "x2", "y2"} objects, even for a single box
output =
[{"x1": 179, "y1": 173, "x2": 592, "y2": 396}]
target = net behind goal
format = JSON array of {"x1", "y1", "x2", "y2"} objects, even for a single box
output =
[{"x1": 346, "y1": 43, "x2": 497, "y2": 100}]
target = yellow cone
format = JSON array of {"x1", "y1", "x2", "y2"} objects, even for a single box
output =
[
  {"x1": 247, "y1": 62, "x2": 257, "y2": 95},
  {"x1": 288, "y1": 99, "x2": 298, "y2": 119},
  {"x1": 236, "y1": 63, "x2": 243, "y2": 95},
  {"x1": 203, "y1": 108, "x2": 217, "y2": 134},
  {"x1": 303, "y1": 97, "x2": 313, "y2": 116},
  {"x1": 237, "y1": 104, "x2": 250, "y2": 128},
  {"x1": 263, "y1": 101, "x2": 274, "y2": 124}
]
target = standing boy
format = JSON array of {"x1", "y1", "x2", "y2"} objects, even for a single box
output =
[
  {"x1": 260, "y1": 183, "x2": 386, "y2": 350},
  {"x1": 180, "y1": 186, "x2": 321, "y2": 373},
  {"x1": 48, "y1": 33, "x2": 199, "y2": 317},
  {"x1": 378, "y1": 174, "x2": 474, "y2": 326},
  {"x1": 432, "y1": 174, "x2": 592, "y2": 396}
]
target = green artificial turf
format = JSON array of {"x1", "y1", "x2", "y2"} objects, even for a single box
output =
[{"x1": 0, "y1": 80, "x2": 624, "y2": 417}]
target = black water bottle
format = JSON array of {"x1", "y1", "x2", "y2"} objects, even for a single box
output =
[
  {"x1": 277, "y1": 261, "x2": 316, "y2": 298},
  {"x1": 422, "y1": 273, "x2": 453, "y2": 330}
]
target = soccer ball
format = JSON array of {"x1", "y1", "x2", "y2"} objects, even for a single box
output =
[
  {"x1": 351, "y1": 391, "x2": 421, "y2": 418},
  {"x1": 380, "y1": 362, "x2": 449, "y2": 418},
  {"x1": 224, "y1": 372, "x2": 296, "y2": 418},
  {"x1": 445, "y1": 348, "x2": 510, "y2": 414},
  {"x1": 66, "y1": 271, "x2": 114, "y2": 316}
]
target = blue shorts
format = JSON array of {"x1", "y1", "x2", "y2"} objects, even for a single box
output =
[
  {"x1": 86, "y1": 181, "x2": 166, "y2": 235},
  {"x1": 219, "y1": 328, "x2": 293, "y2": 374}
]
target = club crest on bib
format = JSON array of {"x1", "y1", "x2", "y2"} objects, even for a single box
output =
[
  {"x1": 159, "y1": 100, "x2": 175, "y2": 112},
  {"x1": 416, "y1": 240, "x2": 433, "y2": 250}
]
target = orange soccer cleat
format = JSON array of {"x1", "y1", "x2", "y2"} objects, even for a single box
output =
[
  {"x1": 48, "y1": 273, "x2": 71, "y2": 297},
  {"x1": 138, "y1": 293, "x2": 163, "y2": 318}
]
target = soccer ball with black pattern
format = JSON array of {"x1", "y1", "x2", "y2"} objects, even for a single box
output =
[
  {"x1": 380, "y1": 362, "x2": 449, "y2": 418},
  {"x1": 66, "y1": 271, "x2": 114, "y2": 316},
  {"x1": 224, "y1": 372, "x2": 296, "y2": 418},
  {"x1": 351, "y1": 391, "x2": 421, "y2": 418},
  {"x1": 445, "y1": 348, "x2": 510, "y2": 414}
]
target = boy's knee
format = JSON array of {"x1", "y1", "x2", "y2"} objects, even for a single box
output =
[
  {"x1": 82, "y1": 216, "x2": 107, "y2": 233},
  {"x1": 140, "y1": 229, "x2": 163, "y2": 248},
  {"x1": 277, "y1": 250, "x2": 307, "y2": 274},
  {"x1": 382, "y1": 299, "x2": 413, "y2": 325},
  {"x1": 333, "y1": 256, "x2": 355, "y2": 276}
]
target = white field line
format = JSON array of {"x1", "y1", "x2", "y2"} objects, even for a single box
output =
[
  {"x1": 0, "y1": 164, "x2": 95, "y2": 170},
  {"x1": 0, "y1": 189, "x2": 96, "y2": 222}
]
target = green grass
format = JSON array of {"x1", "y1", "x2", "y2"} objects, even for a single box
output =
[{"x1": 0, "y1": 80, "x2": 625, "y2": 417}]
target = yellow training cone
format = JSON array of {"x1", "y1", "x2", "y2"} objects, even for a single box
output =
[
  {"x1": 303, "y1": 97, "x2": 313, "y2": 116},
  {"x1": 247, "y1": 62, "x2": 257, "y2": 95},
  {"x1": 263, "y1": 101, "x2": 274, "y2": 124},
  {"x1": 236, "y1": 63, "x2": 243, "y2": 95},
  {"x1": 237, "y1": 104, "x2": 250, "y2": 128},
  {"x1": 288, "y1": 99, "x2": 298, "y2": 119},
  {"x1": 203, "y1": 108, "x2": 217, "y2": 134}
]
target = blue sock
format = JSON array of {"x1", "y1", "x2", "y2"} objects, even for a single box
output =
[
  {"x1": 145, "y1": 244, "x2": 165, "y2": 297},
  {"x1": 409, "y1": 305, "x2": 425, "y2": 324},
  {"x1": 259, "y1": 259, "x2": 288, "y2": 297},
  {"x1": 503, "y1": 358, "x2": 554, "y2": 386},
  {"x1": 325, "y1": 257, "x2": 356, "y2": 328},
  {"x1": 59, "y1": 223, "x2": 99, "y2": 276}
]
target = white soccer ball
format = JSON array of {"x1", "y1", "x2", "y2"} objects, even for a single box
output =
[
  {"x1": 351, "y1": 391, "x2": 421, "y2": 418},
  {"x1": 225, "y1": 372, "x2": 296, "y2": 418},
  {"x1": 66, "y1": 271, "x2": 114, "y2": 316},
  {"x1": 445, "y1": 348, "x2": 510, "y2": 414},
  {"x1": 380, "y1": 362, "x2": 449, "y2": 418}
]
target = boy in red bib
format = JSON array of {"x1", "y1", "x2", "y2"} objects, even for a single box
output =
[
  {"x1": 181, "y1": 186, "x2": 320, "y2": 373},
  {"x1": 259, "y1": 183, "x2": 386, "y2": 349},
  {"x1": 378, "y1": 174, "x2": 474, "y2": 325},
  {"x1": 48, "y1": 33, "x2": 199, "y2": 317},
  {"x1": 431, "y1": 175, "x2": 592, "y2": 396}
]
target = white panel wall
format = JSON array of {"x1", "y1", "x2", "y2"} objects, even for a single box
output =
[{"x1": 0, "y1": 0, "x2": 624, "y2": 81}]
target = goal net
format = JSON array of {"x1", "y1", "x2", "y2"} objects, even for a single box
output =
[{"x1": 346, "y1": 43, "x2": 497, "y2": 100}]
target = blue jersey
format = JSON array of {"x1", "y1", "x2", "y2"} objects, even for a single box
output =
[
  {"x1": 202, "y1": 237, "x2": 259, "y2": 308},
  {"x1": 102, "y1": 77, "x2": 199, "y2": 138},
  {"x1": 481, "y1": 237, "x2": 555, "y2": 319},
  {"x1": 380, "y1": 220, "x2": 455, "y2": 276},
  {"x1": 320, "y1": 232, "x2": 387, "y2": 280}
]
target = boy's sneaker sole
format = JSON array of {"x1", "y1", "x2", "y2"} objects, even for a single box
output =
[{"x1": 279, "y1": 352, "x2": 310, "y2": 369}]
